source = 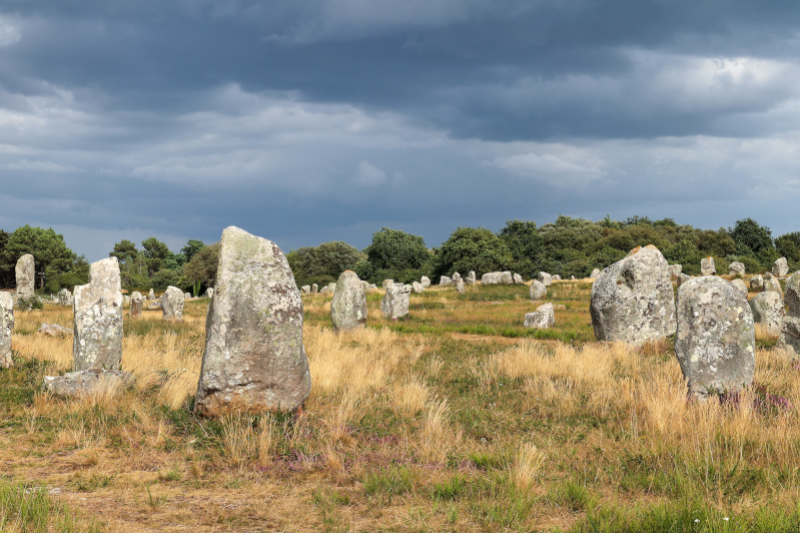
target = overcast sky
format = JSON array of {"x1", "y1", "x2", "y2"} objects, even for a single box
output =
[{"x1": 2, "y1": 1, "x2": 800, "y2": 260}]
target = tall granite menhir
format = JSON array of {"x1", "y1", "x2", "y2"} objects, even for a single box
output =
[
  {"x1": 194, "y1": 226, "x2": 311, "y2": 416},
  {"x1": 73, "y1": 257, "x2": 123, "y2": 371},
  {"x1": 161, "y1": 286, "x2": 185, "y2": 321},
  {"x1": 15, "y1": 254, "x2": 34, "y2": 300},
  {"x1": 331, "y1": 271, "x2": 367, "y2": 331}
]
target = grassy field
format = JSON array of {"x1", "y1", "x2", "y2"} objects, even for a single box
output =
[{"x1": 0, "y1": 280, "x2": 796, "y2": 531}]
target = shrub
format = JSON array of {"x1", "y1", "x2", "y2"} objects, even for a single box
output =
[{"x1": 434, "y1": 227, "x2": 511, "y2": 278}]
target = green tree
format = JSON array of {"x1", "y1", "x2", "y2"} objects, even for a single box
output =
[
  {"x1": 183, "y1": 243, "x2": 220, "y2": 295},
  {"x1": 728, "y1": 218, "x2": 773, "y2": 255},
  {"x1": 288, "y1": 241, "x2": 364, "y2": 287},
  {"x1": 776, "y1": 232, "x2": 800, "y2": 265},
  {"x1": 365, "y1": 228, "x2": 429, "y2": 271},
  {"x1": 110, "y1": 240, "x2": 138, "y2": 266},
  {"x1": 5, "y1": 225, "x2": 76, "y2": 289},
  {"x1": 434, "y1": 227, "x2": 511, "y2": 278},
  {"x1": 141, "y1": 237, "x2": 172, "y2": 275},
  {"x1": 180, "y1": 240, "x2": 205, "y2": 262},
  {"x1": 499, "y1": 220, "x2": 541, "y2": 277}
]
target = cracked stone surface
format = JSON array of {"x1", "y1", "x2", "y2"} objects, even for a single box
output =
[
  {"x1": 73, "y1": 257, "x2": 123, "y2": 372},
  {"x1": 331, "y1": 271, "x2": 367, "y2": 331}
]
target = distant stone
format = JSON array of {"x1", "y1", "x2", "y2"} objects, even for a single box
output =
[
  {"x1": 466, "y1": 271, "x2": 476, "y2": 284},
  {"x1": 194, "y1": 226, "x2": 311, "y2": 416},
  {"x1": 148, "y1": 288, "x2": 155, "y2": 300},
  {"x1": 362, "y1": 281, "x2": 370, "y2": 292},
  {"x1": 311, "y1": 284, "x2": 318, "y2": 294},
  {"x1": 320, "y1": 286, "x2": 331, "y2": 294},
  {"x1": 750, "y1": 275, "x2": 763, "y2": 291},
  {"x1": 43, "y1": 370, "x2": 132, "y2": 398},
  {"x1": 452, "y1": 272, "x2": 462, "y2": 282},
  {"x1": 538, "y1": 272, "x2": 552, "y2": 286},
  {"x1": 700, "y1": 257, "x2": 716, "y2": 276},
  {"x1": 590, "y1": 268, "x2": 601, "y2": 279},
  {"x1": 524, "y1": 303, "x2": 554, "y2": 329},
  {"x1": 0, "y1": 293, "x2": 12, "y2": 368},
  {"x1": 530, "y1": 280, "x2": 547, "y2": 301},
  {"x1": 764, "y1": 273, "x2": 783, "y2": 298},
  {"x1": 327, "y1": 283, "x2": 336, "y2": 293},
  {"x1": 481, "y1": 272, "x2": 503, "y2": 285},
  {"x1": 570, "y1": 275, "x2": 576, "y2": 280},
  {"x1": 206, "y1": 288, "x2": 214, "y2": 299},
  {"x1": 750, "y1": 291, "x2": 784, "y2": 337},
  {"x1": 455, "y1": 281, "x2": 465, "y2": 294},
  {"x1": 57, "y1": 288, "x2": 73, "y2": 306},
  {"x1": 369, "y1": 284, "x2": 377, "y2": 290},
  {"x1": 590, "y1": 245, "x2": 676, "y2": 345},
  {"x1": 731, "y1": 278, "x2": 748, "y2": 296},
  {"x1": 15, "y1": 254, "x2": 34, "y2": 301},
  {"x1": 440, "y1": 276, "x2": 453, "y2": 286},
  {"x1": 381, "y1": 284, "x2": 411, "y2": 319},
  {"x1": 678, "y1": 273, "x2": 691, "y2": 287},
  {"x1": 382, "y1": 279, "x2": 394, "y2": 289},
  {"x1": 73, "y1": 257, "x2": 123, "y2": 372},
  {"x1": 676, "y1": 276, "x2": 755, "y2": 398},
  {"x1": 774, "y1": 257, "x2": 789, "y2": 278},
  {"x1": 501, "y1": 271, "x2": 513, "y2": 284},
  {"x1": 130, "y1": 291, "x2": 143, "y2": 319},
  {"x1": 420, "y1": 276, "x2": 431, "y2": 288},
  {"x1": 669, "y1": 264, "x2": 682, "y2": 279},
  {"x1": 161, "y1": 286, "x2": 185, "y2": 321},
  {"x1": 331, "y1": 271, "x2": 367, "y2": 331},
  {"x1": 552, "y1": 275, "x2": 561, "y2": 281},
  {"x1": 37, "y1": 323, "x2": 72, "y2": 337},
  {"x1": 513, "y1": 273, "x2": 524, "y2": 284},
  {"x1": 778, "y1": 272, "x2": 800, "y2": 357},
  {"x1": 729, "y1": 262, "x2": 745, "y2": 277},
  {"x1": 301, "y1": 285, "x2": 311, "y2": 294},
  {"x1": 412, "y1": 281, "x2": 424, "y2": 294},
  {"x1": 184, "y1": 292, "x2": 192, "y2": 300}
]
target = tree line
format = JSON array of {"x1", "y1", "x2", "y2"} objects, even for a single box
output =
[{"x1": 288, "y1": 216, "x2": 799, "y2": 287}]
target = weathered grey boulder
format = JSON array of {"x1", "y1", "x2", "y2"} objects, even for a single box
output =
[
  {"x1": 194, "y1": 226, "x2": 311, "y2": 416},
  {"x1": 301, "y1": 285, "x2": 311, "y2": 294},
  {"x1": 590, "y1": 268, "x2": 602, "y2": 279},
  {"x1": 774, "y1": 257, "x2": 789, "y2": 278},
  {"x1": 452, "y1": 272, "x2": 462, "y2": 283},
  {"x1": 130, "y1": 291, "x2": 143, "y2": 319},
  {"x1": 37, "y1": 323, "x2": 72, "y2": 337},
  {"x1": 412, "y1": 281, "x2": 424, "y2": 294},
  {"x1": 369, "y1": 284, "x2": 377, "y2": 290},
  {"x1": 455, "y1": 281, "x2": 465, "y2": 294},
  {"x1": 15, "y1": 254, "x2": 34, "y2": 301},
  {"x1": 43, "y1": 370, "x2": 132, "y2": 398},
  {"x1": 524, "y1": 303, "x2": 554, "y2": 329},
  {"x1": 590, "y1": 245, "x2": 676, "y2": 345},
  {"x1": 764, "y1": 273, "x2": 783, "y2": 298},
  {"x1": 750, "y1": 275, "x2": 764, "y2": 290},
  {"x1": 570, "y1": 275, "x2": 576, "y2": 280},
  {"x1": 669, "y1": 264, "x2": 682, "y2": 279},
  {"x1": 440, "y1": 276, "x2": 453, "y2": 286},
  {"x1": 481, "y1": 272, "x2": 503, "y2": 285},
  {"x1": 206, "y1": 288, "x2": 214, "y2": 298},
  {"x1": 57, "y1": 288, "x2": 73, "y2": 306},
  {"x1": 148, "y1": 288, "x2": 155, "y2": 300},
  {"x1": 552, "y1": 274, "x2": 562, "y2": 281},
  {"x1": 382, "y1": 279, "x2": 394, "y2": 289},
  {"x1": 320, "y1": 286, "x2": 332, "y2": 294},
  {"x1": 327, "y1": 282, "x2": 336, "y2": 293},
  {"x1": 73, "y1": 257, "x2": 123, "y2": 372},
  {"x1": 731, "y1": 279, "x2": 748, "y2": 296},
  {"x1": 147, "y1": 299, "x2": 162, "y2": 310},
  {"x1": 467, "y1": 271, "x2": 476, "y2": 284},
  {"x1": 530, "y1": 280, "x2": 547, "y2": 301},
  {"x1": 675, "y1": 276, "x2": 755, "y2": 398},
  {"x1": 161, "y1": 286, "x2": 185, "y2": 321},
  {"x1": 381, "y1": 284, "x2": 411, "y2": 319},
  {"x1": 750, "y1": 291, "x2": 784, "y2": 337},
  {"x1": 513, "y1": 273, "x2": 524, "y2": 284},
  {"x1": 777, "y1": 272, "x2": 800, "y2": 356},
  {"x1": 538, "y1": 272, "x2": 552, "y2": 286},
  {"x1": 678, "y1": 273, "x2": 691, "y2": 287},
  {"x1": 729, "y1": 262, "x2": 745, "y2": 277},
  {"x1": 700, "y1": 257, "x2": 716, "y2": 276},
  {"x1": 420, "y1": 276, "x2": 431, "y2": 288},
  {"x1": 0, "y1": 293, "x2": 12, "y2": 368},
  {"x1": 331, "y1": 271, "x2": 367, "y2": 331},
  {"x1": 184, "y1": 292, "x2": 192, "y2": 300},
  {"x1": 311, "y1": 284, "x2": 318, "y2": 294},
  {"x1": 501, "y1": 271, "x2": 514, "y2": 284}
]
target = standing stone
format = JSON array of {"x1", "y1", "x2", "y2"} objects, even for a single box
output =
[
  {"x1": 439, "y1": 276, "x2": 453, "y2": 286},
  {"x1": 764, "y1": 273, "x2": 783, "y2": 298},
  {"x1": 327, "y1": 282, "x2": 336, "y2": 293},
  {"x1": 161, "y1": 286, "x2": 185, "y2": 321},
  {"x1": 455, "y1": 281, "x2": 465, "y2": 294},
  {"x1": 206, "y1": 288, "x2": 214, "y2": 298},
  {"x1": 0, "y1": 293, "x2": 13, "y2": 368},
  {"x1": 194, "y1": 226, "x2": 311, "y2": 416},
  {"x1": 452, "y1": 272, "x2": 462, "y2": 283},
  {"x1": 301, "y1": 285, "x2": 310, "y2": 294},
  {"x1": 590, "y1": 245, "x2": 676, "y2": 345},
  {"x1": 15, "y1": 254, "x2": 34, "y2": 301},
  {"x1": 130, "y1": 291, "x2": 143, "y2": 319},
  {"x1": 538, "y1": 272, "x2": 552, "y2": 287},
  {"x1": 382, "y1": 279, "x2": 394, "y2": 289},
  {"x1": 381, "y1": 284, "x2": 411, "y2": 320},
  {"x1": 774, "y1": 257, "x2": 789, "y2": 278},
  {"x1": 148, "y1": 288, "x2": 155, "y2": 300},
  {"x1": 524, "y1": 303, "x2": 554, "y2": 329},
  {"x1": 362, "y1": 281, "x2": 370, "y2": 292},
  {"x1": 552, "y1": 275, "x2": 562, "y2": 281},
  {"x1": 331, "y1": 271, "x2": 367, "y2": 331},
  {"x1": 700, "y1": 257, "x2": 716, "y2": 276},
  {"x1": 311, "y1": 284, "x2": 318, "y2": 294},
  {"x1": 184, "y1": 292, "x2": 192, "y2": 300},
  {"x1": 750, "y1": 291, "x2": 785, "y2": 337},
  {"x1": 467, "y1": 271, "x2": 476, "y2": 284},
  {"x1": 729, "y1": 262, "x2": 745, "y2": 277},
  {"x1": 778, "y1": 272, "x2": 800, "y2": 356},
  {"x1": 369, "y1": 284, "x2": 377, "y2": 290},
  {"x1": 750, "y1": 275, "x2": 764, "y2": 291},
  {"x1": 669, "y1": 265, "x2": 682, "y2": 279},
  {"x1": 73, "y1": 257, "x2": 123, "y2": 372},
  {"x1": 530, "y1": 280, "x2": 547, "y2": 301},
  {"x1": 57, "y1": 288, "x2": 73, "y2": 306},
  {"x1": 412, "y1": 281, "x2": 424, "y2": 294},
  {"x1": 731, "y1": 279, "x2": 748, "y2": 296},
  {"x1": 501, "y1": 271, "x2": 513, "y2": 284},
  {"x1": 590, "y1": 268, "x2": 602, "y2": 279},
  {"x1": 420, "y1": 276, "x2": 431, "y2": 288},
  {"x1": 481, "y1": 272, "x2": 502, "y2": 285},
  {"x1": 320, "y1": 286, "x2": 332, "y2": 294},
  {"x1": 677, "y1": 273, "x2": 691, "y2": 287},
  {"x1": 675, "y1": 276, "x2": 755, "y2": 398},
  {"x1": 513, "y1": 273, "x2": 524, "y2": 284}
]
